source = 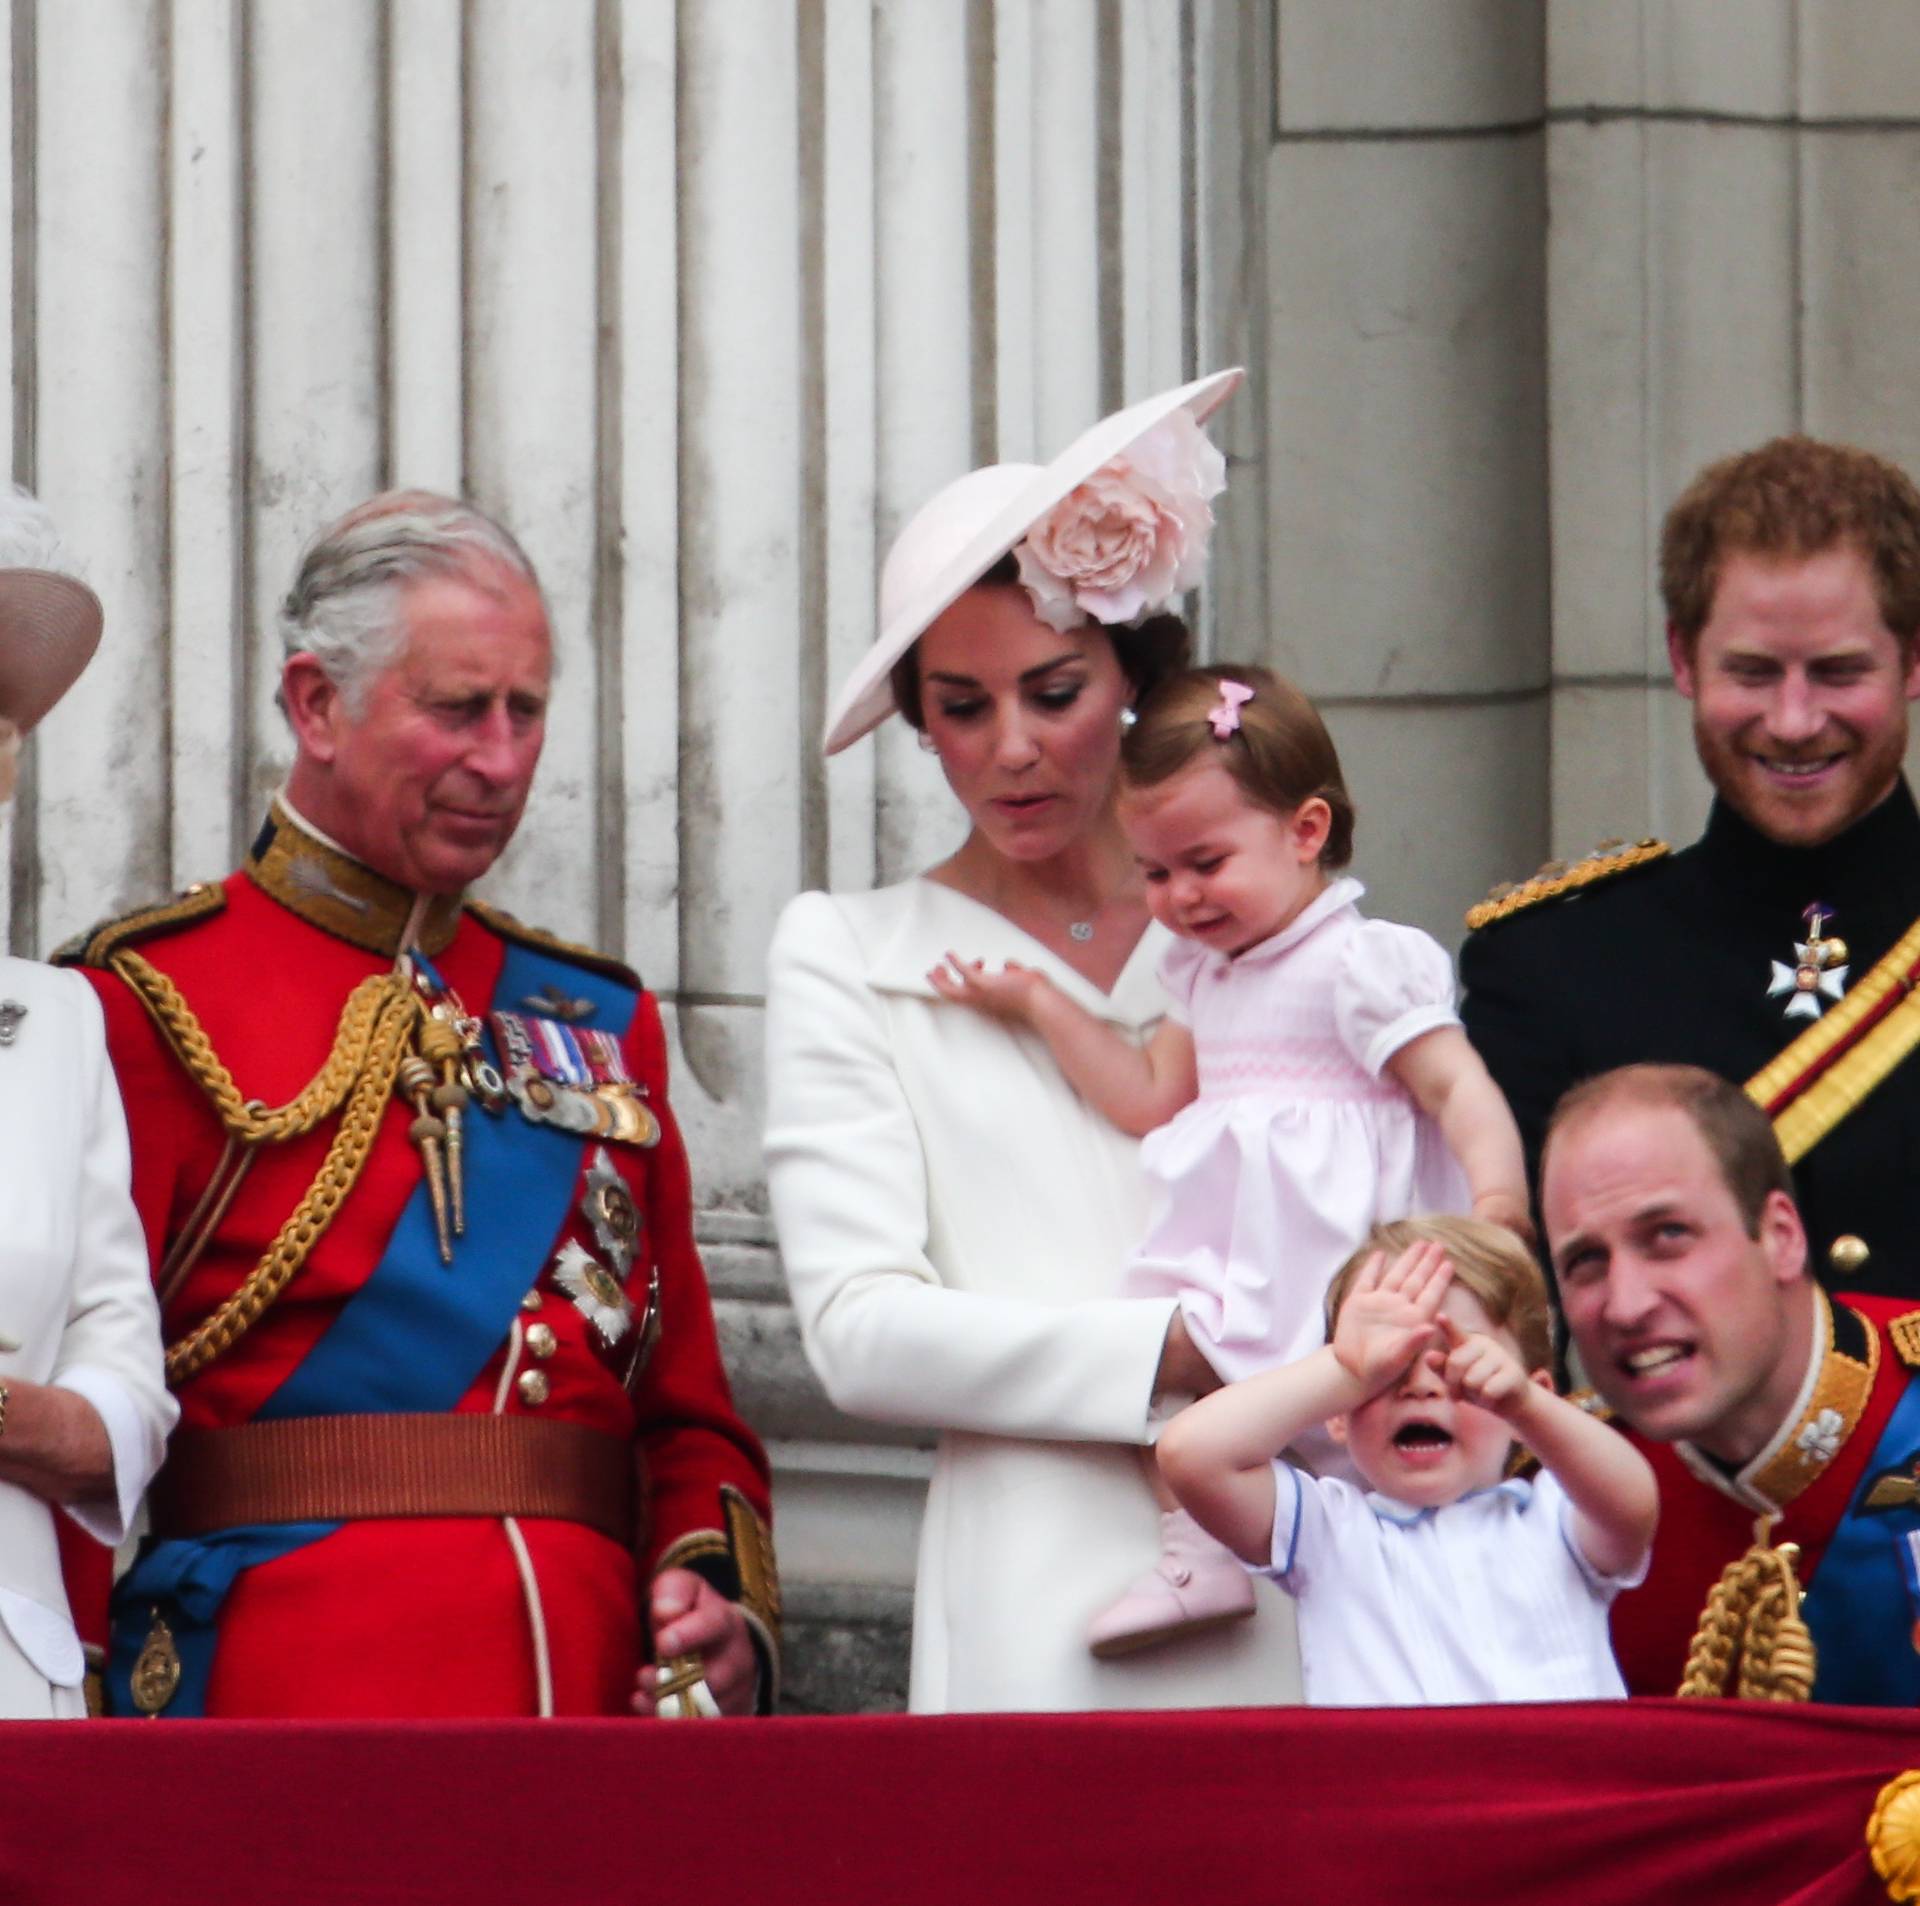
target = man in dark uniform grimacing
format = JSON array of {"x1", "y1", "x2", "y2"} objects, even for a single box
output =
[{"x1": 1463, "y1": 437, "x2": 1920, "y2": 1299}]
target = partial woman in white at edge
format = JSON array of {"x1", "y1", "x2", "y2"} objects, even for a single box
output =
[
  {"x1": 0, "y1": 491, "x2": 177, "y2": 1717},
  {"x1": 763, "y1": 371, "x2": 1302, "y2": 1711}
]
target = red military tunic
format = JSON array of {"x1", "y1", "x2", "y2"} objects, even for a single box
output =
[
  {"x1": 1610, "y1": 1289, "x2": 1918, "y2": 1699},
  {"x1": 67, "y1": 803, "x2": 775, "y2": 1716}
]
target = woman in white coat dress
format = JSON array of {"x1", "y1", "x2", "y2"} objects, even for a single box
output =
[
  {"x1": 766, "y1": 373, "x2": 1302, "y2": 1712},
  {"x1": 0, "y1": 493, "x2": 177, "y2": 1716}
]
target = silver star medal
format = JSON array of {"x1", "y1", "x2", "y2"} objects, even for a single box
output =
[
  {"x1": 581, "y1": 1147, "x2": 639, "y2": 1275},
  {"x1": 1768, "y1": 903, "x2": 1848, "y2": 1021},
  {"x1": 0, "y1": 1001, "x2": 24, "y2": 1047},
  {"x1": 552, "y1": 1239, "x2": 632, "y2": 1346},
  {"x1": 579, "y1": 1147, "x2": 661, "y2": 1389}
]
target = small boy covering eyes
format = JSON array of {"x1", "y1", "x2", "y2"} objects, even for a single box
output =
[{"x1": 1157, "y1": 1216, "x2": 1658, "y2": 1705}]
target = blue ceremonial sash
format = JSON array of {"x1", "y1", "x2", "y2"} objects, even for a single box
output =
[
  {"x1": 108, "y1": 938, "x2": 640, "y2": 1715},
  {"x1": 1804, "y1": 1366, "x2": 1920, "y2": 1705}
]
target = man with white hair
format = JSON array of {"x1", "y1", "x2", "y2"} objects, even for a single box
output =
[{"x1": 63, "y1": 490, "x2": 776, "y2": 1719}]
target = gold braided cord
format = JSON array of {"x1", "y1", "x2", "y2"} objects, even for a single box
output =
[
  {"x1": 1677, "y1": 1536, "x2": 1817, "y2": 1702},
  {"x1": 1771, "y1": 993, "x2": 1920, "y2": 1167},
  {"x1": 109, "y1": 947, "x2": 403, "y2": 1144},
  {"x1": 162, "y1": 978, "x2": 426, "y2": 1385},
  {"x1": 108, "y1": 944, "x2": 435, "y2": 1386}
]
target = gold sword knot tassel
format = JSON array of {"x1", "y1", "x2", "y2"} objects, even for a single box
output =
[
  {"x1": 396, "y1": 1054, "x2": 454, "y2": 1263},
  {"x1": 419, "y1": 1014, "x2": 470, "y2": 1236}
]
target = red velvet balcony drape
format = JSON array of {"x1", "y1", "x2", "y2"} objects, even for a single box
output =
[{"x1": 5, "y1": 1700, "x2": 1917, "y2": 1905}]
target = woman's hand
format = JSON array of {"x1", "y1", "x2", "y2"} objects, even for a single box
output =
[
  {"x1": 1153, "y1": 1309, "x2": 1221, "y2": 1399},
  {"x1": 927, "y1": 953, "x2": 1050, "y2": 1028}
]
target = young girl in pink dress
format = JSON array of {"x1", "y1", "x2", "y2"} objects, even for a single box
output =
[{"x1": 932, "y1": 663, "x2": 1530, "y2": 1657}]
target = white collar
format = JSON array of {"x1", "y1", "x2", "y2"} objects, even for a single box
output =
[
  {"x1": 1364, "y1": 1476, "x2": 1531, "y2": 1526},
  {"x1": 1198, "y1": 874, "x2": 1365, "y2": 975}
]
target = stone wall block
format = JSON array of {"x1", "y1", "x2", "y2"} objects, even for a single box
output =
[
  {"x1": 1548, "y1": 0, "x2": 1794, "y2": 114},
  {"x1": 1801, "y1": 131, "x2": 1920, "y2": 472},
  {"x1": 1276, "y1": 0, "x2": 1543, "y2": 130},
  {"x1": 1546, "y1": 121, "x2": 1651, "y2": 682},
  {"x1": 1649, "y1": 677, "x2": 1714, "y2": 847},
  {"x1": 1643, "y1": 123, "x2": 1797, "y2": 518},
  {"x1": 1546, "y1": 680, "x2": 1656, "y2": 857},
  {"x1": 1322, "y1": 698, "x2": 1549, "y2": 952},
  {"x1": 1553, "y1": 689, "x2": 1710, "y2": 874},
  {"x1": 1798, "y1": 4, "x2": 1920, "y2": 120},
  {"x1": 1265, "y1": 136, "x2": 1548, "y2": 700},
  {"x1": 772, "y1": 1453, "x2": 929, "y2": 1592}
]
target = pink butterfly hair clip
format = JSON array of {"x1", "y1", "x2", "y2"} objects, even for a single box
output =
[{"x1": 1208, "y1": 679, "x2": 1254, "y2": 739}]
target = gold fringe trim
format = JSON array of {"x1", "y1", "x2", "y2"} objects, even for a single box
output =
[
  {"x1": 1677, "y1": 1524, "x2": 1816, "y2": 1702},
  {"x1": 53, "y1": 882, "x2": 226, "y2": 969},
  {"x1": 1464, "y1": 839, "x2": 1669, "y2": 932}
]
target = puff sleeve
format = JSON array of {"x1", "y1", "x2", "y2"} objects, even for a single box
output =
[
  {"x1": 1331, "y1": 919, "x2": 1462, "y2": 1079},
  {"x1": 1154, "y1": 940, "x2": 1208, "y2": 1028}
]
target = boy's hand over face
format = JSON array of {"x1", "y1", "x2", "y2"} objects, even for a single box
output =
[
  {"x1": 1439, "y1": 1315, "x2": 1535, "y2": 1420},
  {"x1": 1331, "y1": 1241, "x2": 1453, "y2": 1398}
]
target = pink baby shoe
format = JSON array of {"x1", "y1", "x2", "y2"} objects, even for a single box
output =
[{"x1": 1087, "y1": 1507, "x2": 1255, "y2": 1658}]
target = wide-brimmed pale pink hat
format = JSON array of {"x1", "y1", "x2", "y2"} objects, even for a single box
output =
[
  {"x1": 824, "y1": 366, "x2": 1243, "y2": 754},
  {"x1": 0, "y1": 488, "x2": 102, "y2": 732}
]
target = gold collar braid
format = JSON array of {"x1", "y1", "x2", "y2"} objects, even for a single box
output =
[{"x1": 247, "y1": 801, "x2": 463, "y2": 958}]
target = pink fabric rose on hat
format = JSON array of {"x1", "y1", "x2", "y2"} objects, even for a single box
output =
[{"x1": 1014, "y1": 410, "x2": 1228, "y2": 633}]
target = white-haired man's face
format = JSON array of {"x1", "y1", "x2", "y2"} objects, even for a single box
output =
[{"x1": 284, "y1": 564, "x2": 552, "y2": 893}]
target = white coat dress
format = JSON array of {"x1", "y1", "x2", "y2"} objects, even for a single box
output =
[
  {"x1": 765, "y1": 881, "x2": 1302, "y2": 1712},
  {"x1": 0, "y1": 957, "x2": 176, "y2": 1716}
]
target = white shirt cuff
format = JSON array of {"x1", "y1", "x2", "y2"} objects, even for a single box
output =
[{"x1": 49, "y1": 1363, "x2": 154, "y2": 1546}]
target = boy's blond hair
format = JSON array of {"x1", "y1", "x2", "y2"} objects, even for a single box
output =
[{"x1": 1323, "y1": 1215, "x2": 1554, "y2": 1376}]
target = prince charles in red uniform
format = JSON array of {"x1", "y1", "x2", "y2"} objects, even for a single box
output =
[{"x1": 64, "y1": 491, "x2": 775, "y2": 1718}]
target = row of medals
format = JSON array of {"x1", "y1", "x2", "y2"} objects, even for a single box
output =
[{"x1": 410, "y1": 986, "x2": 663, "y2": 1155}]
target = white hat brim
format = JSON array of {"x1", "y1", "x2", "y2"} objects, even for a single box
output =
[
  {"x1": 823, "y1": 365, "x2": 1244, "y2": 755},
  {"x1": 0, "y1": 570, "x2": 103, "y2": 732}
]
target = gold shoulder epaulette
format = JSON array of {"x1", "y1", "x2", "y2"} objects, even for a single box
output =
[
  {"x1": 1890, "y1": 1311, "x2": 1920, "y2": 1372},
  {"x1": 465, "y1": 897, "x2": 642, "y2": 991},
  {"x1": 51, "y1": 882, "x2": 226, "y2": 969},
  {"x1": 1465, "y1": 839, "x2": 1670, "y2": 932},
  {"x1": 1568, "y1": 1388, "x2": 1615, "y2": 1422}
]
